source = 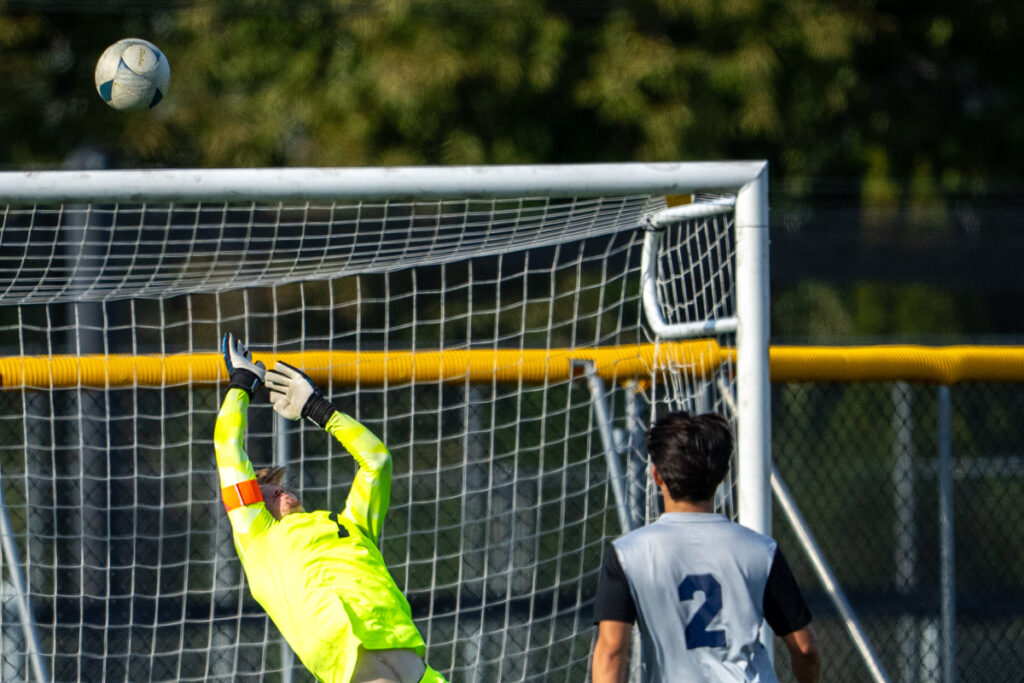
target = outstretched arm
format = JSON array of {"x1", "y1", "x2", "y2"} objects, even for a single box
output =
[
  {"x1": 215, "y1": 334, "x2": 272, "y2": 549},
  {"x1": 265, "y1": 361, "x2": 392, "y2": 544},
  {"x1": 325, "y1": 411, "x2": 392, "y2": 544}
]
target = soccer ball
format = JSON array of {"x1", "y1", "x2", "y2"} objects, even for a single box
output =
[{"x1": 94, "y1": 38, "x2": 170, "y2": 111}]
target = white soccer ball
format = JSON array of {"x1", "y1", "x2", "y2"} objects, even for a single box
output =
[{"x1": 94, "y1": 38, "x2": 170, "y2": 111}]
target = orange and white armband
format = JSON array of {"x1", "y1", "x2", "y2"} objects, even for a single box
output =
[{"x1": 221, "y1": 479, "x2": 263, "y2": 513}]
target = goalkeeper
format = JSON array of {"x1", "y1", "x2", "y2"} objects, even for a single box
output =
[{"x1": 215, "y1": 334, "x2": 448, "y2": 683}]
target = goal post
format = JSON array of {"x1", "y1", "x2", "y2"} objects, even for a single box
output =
[{"x1": 0, "y1": 162, "x2": 770, "y2": 682}]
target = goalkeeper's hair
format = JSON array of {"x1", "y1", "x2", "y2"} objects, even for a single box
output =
[
  {"x1": 254, "y1": 466, "x2": 287, "y2": 486},
  {"x1": 646, "y1": 411, "x2": 733, "y2": 502}
]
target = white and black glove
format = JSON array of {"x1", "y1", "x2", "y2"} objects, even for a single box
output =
[
  {"x1": 221, "y1": 333, "x2": 266, "y2": 398},
  {"x1": 265, "y1": 361, "x2": 338, "y2": 429}
]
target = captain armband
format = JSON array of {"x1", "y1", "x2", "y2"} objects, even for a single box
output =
[{"x1": 221, "y1": 479, "x2": 263, "y2": 513}]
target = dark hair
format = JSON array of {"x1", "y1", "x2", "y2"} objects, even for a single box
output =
[
  {"x1": 646, "y1": 411, "x2": 733, "y2": 503},
  {"x1": 254, "y1": 466, "x2": 286, "y2": 486}
]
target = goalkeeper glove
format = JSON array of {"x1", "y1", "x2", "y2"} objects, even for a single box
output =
[
  {"x1": 221, "y1": 333, "x2": 266, "y2": 398},
  {"x1": 265, "y1": 361, "x2": 338, "y2": 429}
]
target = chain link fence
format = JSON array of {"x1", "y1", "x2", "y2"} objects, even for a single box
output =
[
  {"x1": 4, "y1": 373, "x2": 1022, "y2": 683},
  {"x1": 771, "y1": 381, "x2": 1024, "y2": 682}
]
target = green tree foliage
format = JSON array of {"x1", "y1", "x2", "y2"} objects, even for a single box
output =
[
  {"x1": 3, "y1": 0, "x2": 1021, "y2": 177},
  {"x1": 1, "y1": 0, "x2": 578, "y2": 167},
  {"x1": 574, "y1": 0, "x2": 873, "y2": 168}
]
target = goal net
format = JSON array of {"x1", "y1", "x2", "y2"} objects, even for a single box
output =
[{"x1": 0, "y1": 163, "x2": 769, "y2": 682}]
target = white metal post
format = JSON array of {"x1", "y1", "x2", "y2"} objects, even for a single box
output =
[
  {"x1": 733, "y1": 164, "x2": 772, "y2": 661},
  {"x1": 734, "y1": 165, "x2": 772, "y2": 536}
]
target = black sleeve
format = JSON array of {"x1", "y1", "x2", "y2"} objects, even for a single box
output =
[
  {"x1": 593, "y1": 544, "x2": 637, "y2": 624},
  {"x1": 763, "y1": 547, "x2": 813, "y2": 635}
]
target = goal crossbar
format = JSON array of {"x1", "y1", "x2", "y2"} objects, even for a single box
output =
[{"x1": 0, "y1": 162, "x2": 767, "y2": 204}]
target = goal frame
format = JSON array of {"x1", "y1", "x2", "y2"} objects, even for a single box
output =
[{"x1": 0, "y1": 161, "x2": 771, "y2": 682}]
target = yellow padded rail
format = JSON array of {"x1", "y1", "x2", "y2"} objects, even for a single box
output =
[
  {"x1": 2, "y1": 344, "x2": 1022, "y2": 390},
  {"x1": 767, "y1": 345, "x2": 1024, "y2": 384},
  {"x1": 0, "y1": 341, "x2": 724, "y2": 390}
]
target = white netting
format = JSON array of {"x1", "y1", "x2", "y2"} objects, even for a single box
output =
[
  {"x1": 0, "y1": 197, "x2": 656, "y2": 304},
  {"x1": 0, "y1": 173, "x2": 746, "y2": 682}
]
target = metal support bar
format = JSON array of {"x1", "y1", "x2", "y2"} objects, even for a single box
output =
[
  {"x1": 576, "y1": 361, "x2": 634, "y2": 534},
  {"x1": 0, "y1": 468, "x2": 52, "y2": 683},
  {"x1": 892, "y1": 382, "x2": 920, "y2": 683},
  {"x1": 643, "y1": 197, "x2": 736, "y2": 226},
  {"x1": 771, "y1": 466, "x2": 891, "y2": 683},
  {"x1": 274, "y1": 412, "x2": 293, "y2": 470},
  {"x1": 274, "y1": 413, "x2": 295, "y2": 683},
  {"x1": 639, "y1": 227, "x2": 738, "y2": 339},
  {"x1": 937, "y1": 386, "x2": 957, "y2": 683},
  {"x1": 624, "y1": 384, "x2": 648, "y2": 531}
]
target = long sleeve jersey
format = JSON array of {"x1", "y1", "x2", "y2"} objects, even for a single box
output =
[{"x1": 214, "y1": 388, "x2": 426, "y2": 683}]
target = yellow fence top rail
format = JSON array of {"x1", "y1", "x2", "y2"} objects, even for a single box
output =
[
  {"x1": 1, "y1": 343, "x2": 1022, "y2": 390},
  {"x1": 767, "y1": 345, "x2": 1024, "y2": 384}
]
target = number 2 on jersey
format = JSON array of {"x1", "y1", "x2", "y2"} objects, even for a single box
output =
[{"x1": 678, "y1": 573, "x2": 727, "y2": 649}]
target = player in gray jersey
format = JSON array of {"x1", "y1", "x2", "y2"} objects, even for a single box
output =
[{"x1": 591, "y1": 412, "x2": 820, "y2": 683}]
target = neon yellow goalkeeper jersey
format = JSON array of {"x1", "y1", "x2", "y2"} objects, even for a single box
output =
[{"x1": 214, "y1": 389, "x2": 426, "y2": 683}]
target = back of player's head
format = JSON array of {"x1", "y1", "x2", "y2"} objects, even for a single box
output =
[
  {"x1": 255, "y1": 466, "x2": 286, "y2": 486},
  {"x1": 646, "y1": 411, "x2": 733, "y2": 503}
]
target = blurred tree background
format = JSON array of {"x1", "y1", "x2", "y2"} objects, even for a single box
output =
[{"x1": 1, "y1": 0, "x2": 1022, "y2": 342}]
